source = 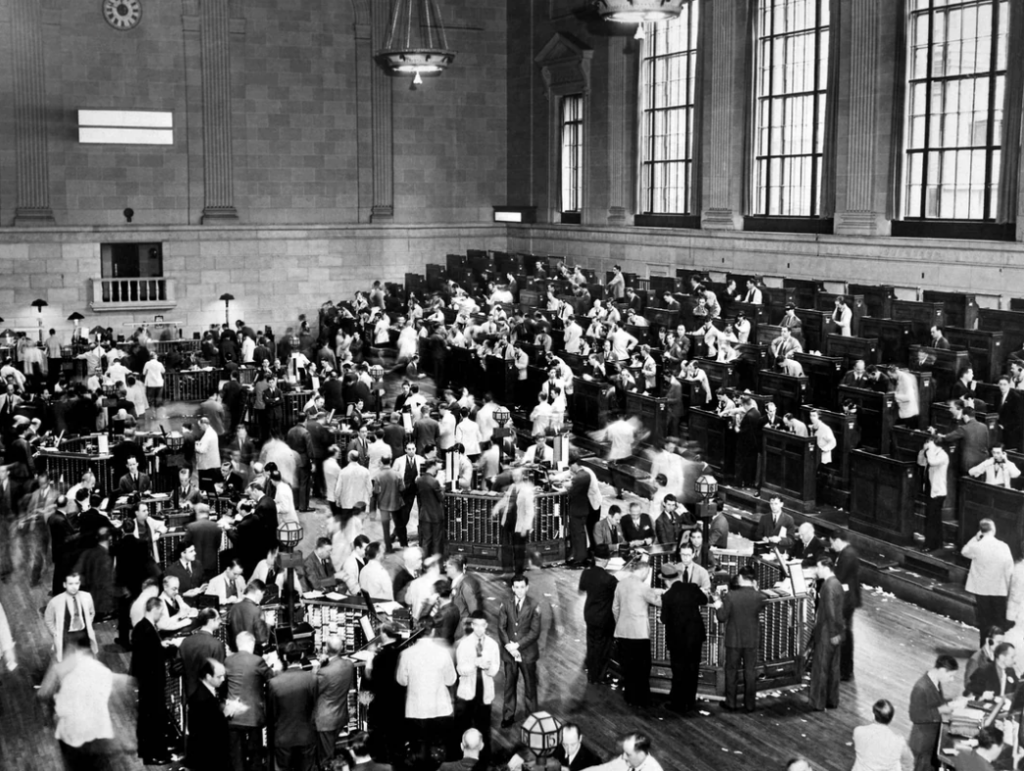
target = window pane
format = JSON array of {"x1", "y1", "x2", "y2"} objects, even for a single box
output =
[
  {"x1": 560, "y1": 94, "x2": 583, "y2": 213},
  {"x1": 639, "y1": 2, "x2": 699, "y2": 214},
  {"x1": 752, "y1": 0, "x2": 829, "y2": 216},
  {"x1": 904, "y1": 0, "x2": 1008, "y2": 220}
]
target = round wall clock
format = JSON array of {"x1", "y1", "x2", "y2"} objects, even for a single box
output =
[{"x1": 103, "y1": 0, "x2": 142, "y2": 30}]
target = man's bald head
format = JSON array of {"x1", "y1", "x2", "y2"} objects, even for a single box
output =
[
  {"x1": 461, "y1": 728, "x2": 484, "y2": 756},
  {"x1": 326, "y1": 635, "x2": 344, "y2": 656},
  {"x1": 235, "y1": 631, "x2": 256, "y2": 653}
]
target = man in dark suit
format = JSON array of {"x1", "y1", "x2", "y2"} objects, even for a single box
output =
[
  {"x1": 222, "y1": 371, "x2": 247, "y2": 433},
  {"x1": 313, "y1": 636, "x2": 356, "y2": 767},
  {"x1": 996, "y1": 375, "x2": 1024, "y2": 450},
  {"x1": 654, "y1": 496, "x2": 686, "y2": 547},
  {"x1": 497, "y1": 575, "x2": 541, "y2": 728},
  {"x1": 791, "y1": 522, "x2": 828, "y2": 567},
  {"x1": 227, "y1": 580, "x2": 269, "y2": 653},
  {"x1": 966, "y1": 641, "x2": 1019, "y2": 699},
  {"x1": 166, "y1": 542, "x2": 207, "y2": 598},
  {"x1": 567, "y1": 464, "x2": 596, "y2": 565},
  {"x1": 268, "y1": 644, "x2": 317, "y2": 771},
  {"x1": 185, "y1": 503, "x2": 223, "y2": 579},
  {"x1": 937, "y1": 404, "x2": 991, "y2": 474},
  {"x1": 446, "y1": 554, "x2": 482, "y2": 627},
  {"x1": 714, "y1": 566, "x2": 765, "y2": 712},
  {"x1": 117, "y1": 456, "x2": 152, "y2": 498},
  {"x1": 909, "y1": 656, "x2": 965, "y2": 771},
  {"x1": 303, "y1": 538, "x2": 337, "y2": 591},
  {"x1": 350, "y1": 730, "x2": 393, "y2": 771},
  {"x1": 225, "y1": 630, "x2": 275, "y2": 771},
  {"x1": 660, "y1": 560, "x2": 709, "y2": 714},
  {"x1": 415, "y1": 462, "x2": 445, "y2": 558},
  {"x1": 579, "y1": 559, "x2": 618, "y2": 684},
  {"x1": 132, "y1": 597, "x2": 177, "y2": 765},
  {"x1": 208, "y1": 459, "x2": 246, "y2": 500},
  {"x1": 840, "y1": 360, "x2": 868, "y2": 388},
  {"x1": 552, "y1": 723, "x2": 601, "y2": 771},
  {"x1": 734, "y1": 395, "x2": 761, "y2": 488},
  {"x1": 186, "y1": 658, "x2": 231, "y2": 771},
  {"x1": 753, "y1": 495, "x2": 796, "y2": 549},
  {"x1": 440, "y1": 728, "x2": 486, "y2": 771},
  {"x1": 179, "y1": 608, "x2": 227, "y2": 699},
  {"x1": 48, "y1": 495, "x2": 79, "y2": 596},
  {"x1": 808, "y1": 557, "x2": 845, "y2": 710},
  {"x1": 831, "y1": 531, "x2": 862, "y2": 681},
  {"x1": 173, "y1": 467, "x2": 202, "y2": 509}
]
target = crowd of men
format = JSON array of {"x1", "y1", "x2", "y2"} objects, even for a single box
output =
[{"x1": 3, "y1": 267, "x2": 1024, "y2": 771}]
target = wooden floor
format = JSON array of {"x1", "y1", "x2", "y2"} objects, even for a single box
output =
[{"x1": 0, "y1": 520, "x2": 980, "y2": 771}]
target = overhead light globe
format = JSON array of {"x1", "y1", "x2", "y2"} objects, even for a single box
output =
[{"x1": 594, "y1": 0, "x2": 685, "y2": 23}]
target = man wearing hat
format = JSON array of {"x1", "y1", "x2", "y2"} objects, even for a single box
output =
[
  {"x1": 661, "y1": 557, "x2": 709, "y2": 714},
  {"x1": 780, "y1": 303, "x2": 803, "y2": 340}
]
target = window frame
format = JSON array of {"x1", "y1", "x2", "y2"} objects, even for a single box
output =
[
  {"x1": 901, "y1": 0, "x2": 1007, "y2": 222},
  {"x1": 559, "y1": 94, "x2": 584, "y2": 216},
  {"x1": 751, "y1": 0, "x2": 831, "y2": 218},
  {"x1": 637, "y1": 3, "x2": 701, "y2": 218}
]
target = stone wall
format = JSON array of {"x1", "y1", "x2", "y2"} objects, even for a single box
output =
[{"x1": 0, "y1": 224, "x2": 507, "y2": 336}]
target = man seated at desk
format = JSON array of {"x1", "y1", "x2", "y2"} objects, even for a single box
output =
[
  {"x1": 157, "y1": 575, "x2": 196, "y2": 634},
  {"x1": 791, "y1": 523, "x2": 827, "y2": 567},
  {"x1": 964, "y1": 641, "x2": 1018, "y2": 700},
  {"x1": 303, "y1": 537, "x2": 337, "y2": 591},
  {"x1": 117, "y1": 456, "x2": 152, "y2": 497},
  {"x1": 841, "y1": 360, "x2": 868, "y2": 388},
  {"x1": 946, "y1": 725, "x2": 1005, "y2": 771},
  {"x1": 203, "y1": 459, "x2": 246, "y2": 499},
  {"x1": 969, "y1": 444, "x2": 1022, "y2": 489},
  {"x1": 777, "y1": 352, "x2": 804, "y2": 378},
  {"x1": 783, "y1": 413, "x2": 810, "y2": 438}
]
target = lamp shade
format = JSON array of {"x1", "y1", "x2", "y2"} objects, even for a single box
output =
[
  {"x1": 493, "y1": 407, "x2": 510, "y2": 427},
  {"x1": 375, "y1": 0, "x2": 456, "y2": 79},
  {"x1": 277, "y1": 520, "x2": 304, "y2": 549},
  {"x1": 219, "y1": 293, "x2": 235, "y2": 302},
  {"x1": 369, "y1": 364, "x2": 385, "y2": 380},
  {"x1": 594, "y1": 0, "x2": 685, "y2": 23},
  {"x1": 695, "y1": 473, "x2": 718, "y2": 500},
  {"x1": 67, "y1": 312, "x2": 85, "y2": 321},
  {"x1": 520, "y1": 711, "x2": 563, "y2": 759},
  {"x1": 31, "y1": 298, "x2": 48, "y2": 310}
]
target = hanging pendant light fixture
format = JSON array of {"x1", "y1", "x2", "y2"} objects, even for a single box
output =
[
  {"x1": 375, "y1": 0, "x2": 456, "y2": 84},
  {"x1": 594, "y1": 0, "x2": 685, "y2": 24}
]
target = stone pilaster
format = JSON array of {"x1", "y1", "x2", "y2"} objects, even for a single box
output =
[
  {"x1": 200, "y1": 0, "x2": 238, "y2": 223},
  {"x1": 834, "y1": 0, "x2": 891, "y2": 236},
  {"x1": 701, "y1": 0, "x2": 747, "y2": 231},
  {"x1": 370, "y1": 0, "x2": 394, "y2": 223},
  {"x1": 11, "y1": 0, "x2": 54, "y2": 225}
]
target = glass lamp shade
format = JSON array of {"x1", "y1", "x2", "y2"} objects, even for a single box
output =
[
  {"x1": 594, "y1": 0, "x2": 685, "y2": 23},
  {"x1": 369, "y1": 364, "x2": 385, "y2": 380},
  {"x1": 695, "y1": 473, "x2": 718, "y2": 501},
  {"x1": 520, "y1": 710, "x2": 564, "y2": 759},
  {"x1": 493, "y1": 407, "x2": 510, "y2": 427},
  {"x1": 375, "y1": 0, "x2": 456, "y2": 77},
  {"x1": 277, "y1": 520, "x2": 304, "y2": 549}
]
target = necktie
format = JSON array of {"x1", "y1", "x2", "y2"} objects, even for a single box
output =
[
  {"x1": 516, "y1": 600, "x2": 522, "y2": 616},
  {"x1": 476, "y1": 634, "x2": 485, "y2": 691},
  {"x1": 69, "y1": 596, "x2": 84, "y2": 632},
  {"x1": 226, "y1": 579, "x2": 237, "y2": 599},
  {"x1": 683, "y1": 568, "x2": 690, "y2": 584},
  {"x1": 405, "y1": 459, "x2": 416, "y2": 488}
]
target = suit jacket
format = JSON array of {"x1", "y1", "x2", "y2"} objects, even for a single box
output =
[
  {"x1": 997, "y1": 389, "x2": 1024, "y2": 448},
  {"x1": 439, "y1": 759, "x2": 482, "y2": 771},
  {"x1": 303, "y1": 552, "x2": 336, "y2": 590},
  {"x1": 942, "y1": 419, "x2": 991, "y2": 473},
  {"x1": 167, "y1": 559, "x2": 205, "y2": 596},
  {"x1": 43, "y1": 591, "x2": 98, "y2": 661},
  {"x1": 753, "y1": 511, "x2": 796, "y2": 548},
  {"x1": 654, "y1": 511, "x2": 688, "y2": 546},
  {"x1": 186, "y1": 684, "x2": 231, "y2": 771},
  {"x1": 834, "y1": 544, "x2": 863, "y2": 610},
  {"x1": 268, "y1": 667, "x2": 316, "y2": 747},
  {"x1": 815, "y1": 575, "x2": 846, "y2": 643},
  {"x1": 966, "y1": 662, "x2": 1019, "y2": 699},
  {"x1": 715, "y1": 586, "x2": 766, "y2": 649},
  {"x1": 496, "y1": 594, "x2": 541, "y2": 663},
  {"x1": 620, "y1": 513, "x2": 655, "y2": 543},
  {"x1": 179, "y1": 629, "x2": 227, "y2": 698},
  {"x1": 452, "y1": 572, "x2": 482, "y2": 622},
  {"x1": 130, "y1": 617, "x2": 169, "y2": 690},
  {"x1": 313, "y1": 656, "x2": 355, "y2": 731},
  {"x1": 186, "y1": 519, "x2": 223, "y2": 577},
  {"x1": 227, "y1": 597, "x2": 269, "y2": 652},
  {"x1": 224, "y1": 650, "x2": 274, "y2": 728},
  {"x1": 613, "y1": 574, "x2": 661, "y2": 640},
  {"x1": 661, "y1": 581, "x2": 708, "y2": 652},
  {"x1": 117, "y1": 472, "x2": 152, "y2": 496},
  {"x1": 791, "y1": 536, "x2": 827, "y2": 568},
  {"x1": 553, "y1": 743, "x2": 602, "y2": 771},
  {"x1": 173, "y1": 483, "x2": 202, "y2": 509},
  {"x1": 415, "y1": 474, "x2": 444, "y2": 524}
]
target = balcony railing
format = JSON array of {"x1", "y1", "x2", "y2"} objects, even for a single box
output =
[{"x1": 90, "y1": 277, "x2": 177, "y2": 312}]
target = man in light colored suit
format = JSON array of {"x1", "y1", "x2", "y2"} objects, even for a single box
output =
[
  {"x1": 396, "y1": 632, "x2": 458, "y2": 761},
  {"x1": 43, "y1": 572, "x2": 98, "y2": 662},
  {"x1": 962, "y1": 519, "x2": 1015, "y2": 647},
  {"x1": 675, "y1": 542, "x2": 711, "y2": 595},
  {"x1": 455, "y1": 611, "x2": 500, "y2": 763},
  {"x1": 612, "y1": 562, "x2": 663, "y2": 708}
]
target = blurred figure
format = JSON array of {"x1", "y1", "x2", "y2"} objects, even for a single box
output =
[
  {"x1": 38, "y1": 636, "x2": 116, "y2": 771},
  {"x1": 224, "y1": 631, "x2": 274, "y2": 771}
]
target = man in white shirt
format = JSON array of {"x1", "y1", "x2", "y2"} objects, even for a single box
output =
[
  {"x1": 195, "y1": 416, "x2": 221, "y2": 486},
  {"x1": 581, "y1": 732, "x2": 663, "y2": 771},
  {"x1": 564, "y1": 316, "x2": 584, "y2": 354},
  {"x1": 809, "y1": 410, "x2": 837, "y2": 466},
  {"x1": 850, "y1": 699, "x2": 913, "y2": 771},
  {"x1": 962, "y1": 519, "x2": 1015, "y2": 647},
  {"x1": 831, "y1": 296, "x2": 853, "y2": 337},
  {"x1": 358, "y1": 541, "x2": 393, "y2": 600},
  {"x1": 608, "y1": 323, "x2": 638, "y2": 361},
  {"x1": 743, "y1": 279, "x2": 763, "y2": 305},
  {"x1": 454, "y1": 611, "x2": 501, "y2": 758},
  {"x1": 970, "y1": 444, "x2": 1022, "y2": 489},
  {"x1": 142, "y1": 352, "x2": 165, "y2": 407},
  {"x1": 918, "y1": 436, "x2": 949, "y2": 550}
]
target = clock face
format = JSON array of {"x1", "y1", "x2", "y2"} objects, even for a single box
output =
[{"x1": 103, "y1": 0, "x2": 142, "y2": 30}]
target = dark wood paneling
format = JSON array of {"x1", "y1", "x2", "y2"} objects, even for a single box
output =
[{"x1": 849, "y1": 450, "x2": 918, "y2": 544}]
